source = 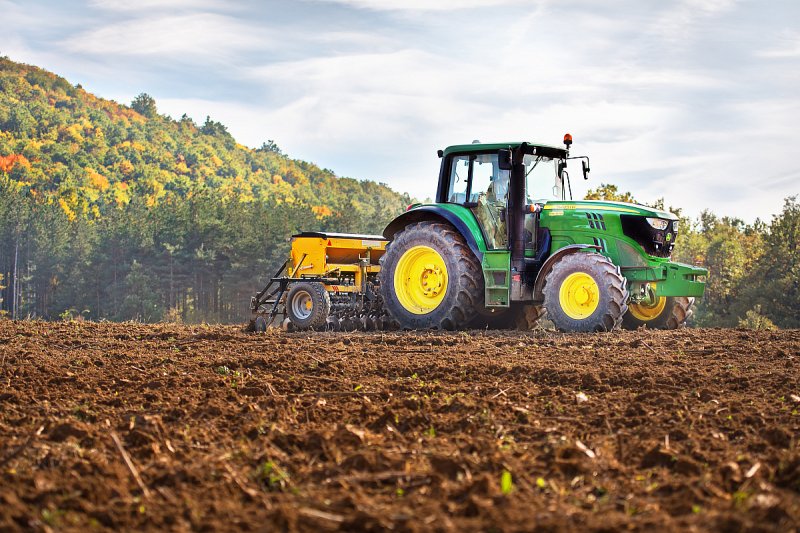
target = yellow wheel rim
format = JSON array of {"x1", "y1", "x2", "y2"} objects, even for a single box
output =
[
  {"x1": 559, "y1": 272, "x2": 600, "y2": 320},
  {"x1": 629, "y1": 296, "x2": 667, "y2": 321},
  {"x1": 394, "y1": 245, "x2": 448, "y2": 315}
]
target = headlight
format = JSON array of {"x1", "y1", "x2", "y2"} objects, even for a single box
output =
[
  {"x1": 646, "y1": 218, "x2": 669, "y2": 230},
  {"x1": 673, "y1": 220, "x2": 679, "y2": 231}
]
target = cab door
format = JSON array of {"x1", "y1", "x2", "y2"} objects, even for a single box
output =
[{"x1": 446, "y1": 153, "x2": 509, "y2": 250}]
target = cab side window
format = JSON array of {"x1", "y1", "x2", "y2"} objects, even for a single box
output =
[
  {"x1": 469, "y1": 155, "x2": 494, "y2": 203},
  {"x1": 447, "y1": 156, "x2": 470, "y2": 203}
]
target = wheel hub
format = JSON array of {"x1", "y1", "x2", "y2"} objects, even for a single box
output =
[
  {"x1": 559, "y1": 272, "x2": 600, "y2": 320},
  {"x1": 629, "y1": 284, "x2": 667, "y2": 321},
  {"x1": 291, "y1": 291, "x2": 314, "y2": 320},
  {"x1": 394, "y1": 246, "x2": 449, "y2": 315}
]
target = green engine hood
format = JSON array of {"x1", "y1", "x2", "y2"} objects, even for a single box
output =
[{"x1": 541, "y1": 200, "x2": 677, "y2": 220}]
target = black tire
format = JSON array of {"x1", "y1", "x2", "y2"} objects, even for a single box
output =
[
  {"x1": 286, "y1": 282, "x2": 331, "y2": 330},
  {"x1": 516, "y1": 304, "x2": 546, "y2": 330},
  {"x1": 542, "y1": 252, "x2": 628, "y2": 332},
  {"x1": 622, "y1": 296, "x2": 695, "y2": 330},
  {"x1": 379, "y1": 221, "x2": 483, "y2": 330},
  {"x1": 254, "y1": 315, "x2": 268, "y2": 333}
]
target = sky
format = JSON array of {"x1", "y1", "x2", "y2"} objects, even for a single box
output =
[{"x1": 2, "y1": 0, "x2": 799, "y2": 222}]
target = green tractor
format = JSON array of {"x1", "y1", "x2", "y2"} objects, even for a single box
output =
[{"x1": 379, "y1": 135, "x2": 707, "y2": 331}]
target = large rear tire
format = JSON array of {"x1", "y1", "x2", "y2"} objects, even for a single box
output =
[
  {"x1": 543, "y1": 252, "x2": 628, "y2": 332},
  {"x1": 622, "y1": 296, "x2": 694, "y2": 330},
  {"x1": 380, "y1": 221, "x2": 482, "y2": 330},
  {"x1": 286, "y1": 282, "x2": 331, "y2": 330}
]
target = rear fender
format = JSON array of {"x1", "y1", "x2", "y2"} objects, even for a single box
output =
[
  {"x1": 383, "y1": 206, "x2": 486, "y2": 260},
  {"x1": 532, "y1": 244, "x2": 600, "y2": 300}
]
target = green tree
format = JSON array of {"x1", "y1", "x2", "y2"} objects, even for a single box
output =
[
  {"x1": 738, "y1": 197, "x2": 800, "y2": 328},
  {"x1": 131, "y1": 93, "x2": 157, "y2": 118},
  {"x1": 584, "y1": 183, "x2": 638, "y2": 204},
  {"x1": 118, "y1": 260, "x2": 164, "y2": 322}
]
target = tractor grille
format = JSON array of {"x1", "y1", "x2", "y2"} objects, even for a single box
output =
[
  {"x1": 586, "y1": 212, "x2": 606, "y2": 230},
  {"x1": 620, "y1": 215, "x2": 677, "y2": 258}
]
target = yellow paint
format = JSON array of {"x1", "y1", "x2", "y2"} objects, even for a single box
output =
[
  {"x1": 543, "y1": 203, "x2": 641, "y2": 214},
  {"x1": 289, "y1": 235, "x2": 387, "y2": 276},
  {"x1": 559, "y1": 272, "x2": 600, "y2": 319},
  {"x1": 394, "y1": 245, "x2": 448, "y2": 314},
  {"x1": 629, "y1": 295, "x2": 667, "y2": 321}
]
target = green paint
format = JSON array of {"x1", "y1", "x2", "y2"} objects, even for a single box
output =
[
  {"x1": 501, "y1": 470, "x2": 514, "y2": 495},
  {"x1": 482, "y1": 251, "x2": 511, "y2": 307},
  {"x1": 443, "y1": 141, "x2": 565, "y2": 158}
]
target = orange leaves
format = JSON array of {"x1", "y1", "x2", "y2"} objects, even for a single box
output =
[
  {"x1": 0, "y1": 154, "x2": 31, "y2": 173},
  {"x1": 311, "y1": 205, "x2": 333, "y2": 220},
  {"x1": 86, "y1": 167, "x2": 110, "y2": 191}
]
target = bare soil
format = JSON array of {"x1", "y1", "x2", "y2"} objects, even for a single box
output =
[{"x1": 1, "y1": 321, "x2": 799, "y2": 532}]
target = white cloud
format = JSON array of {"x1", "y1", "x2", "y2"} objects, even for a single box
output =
[
  {"x1": 314, "y1": 0, "x2": 531, "y2": 11},
  {"x1": 88, "y1": 0, "x2": 231, "y2": 12},
  {"x1": 62, "y1": 13, "x2": 265, "y2": 60},
  {"x1": 649, "y1": 0, "x2": 739, "y2": 45},
  {"x1": 757, "y1": 31, "x2": 800, "y2": 59}
]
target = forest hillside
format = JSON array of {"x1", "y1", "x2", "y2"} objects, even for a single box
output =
[{"x1": 0, "y1": 57, "x2": 410, "y2": 322}]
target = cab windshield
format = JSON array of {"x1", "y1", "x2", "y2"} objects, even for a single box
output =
[{"x1": 523, "y1": 154, "x2": 562, "y2": 202}]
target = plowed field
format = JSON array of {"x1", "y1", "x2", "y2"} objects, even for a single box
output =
[{"x1": 1, "y1": 321, "x2": 799, "y2": 531}]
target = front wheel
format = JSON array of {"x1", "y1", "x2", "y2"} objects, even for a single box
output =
[
  {"x1": 543, "y1": 252, "x2": 628, "y2": 332},
  {"x1": 379, "y1": 221, "x2": 483, "y2": 330},
  {"x1": 622, "y1": 295, "x2": 695, "y2": 330}
]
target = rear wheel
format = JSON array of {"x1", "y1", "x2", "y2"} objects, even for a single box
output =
[
  {"x1": 286, "y1": 281, "x2": 331, "y2": 330},
  {"x1": 543, "y1": 252, "x2": 628, "y2": 332},
  {"x1": 623, "y1": 295, "x2": 695, "y2": 330},
  {"x1": 380, "y1": 221, "x2": 482, "y2": 330}
]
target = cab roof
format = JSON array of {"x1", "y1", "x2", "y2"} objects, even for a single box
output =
[{"x1": 442, "y1": 142, "x2": 567, "y2": 158}]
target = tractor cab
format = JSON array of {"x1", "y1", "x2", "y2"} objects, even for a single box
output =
[{"x1": 435, "y1": 140, "x2": 574, "y2": 253}]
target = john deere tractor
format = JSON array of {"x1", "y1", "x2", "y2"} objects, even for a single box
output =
[{"x1": 379, "y1": 136, "x2": 707, "y2": 331}]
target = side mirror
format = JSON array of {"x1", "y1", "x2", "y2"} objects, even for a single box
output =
[
  {"x1": 498, "y1": 149, "x2": 512, "y2": 171},
  {"x1": 582, "y1": 160, "x2": 590, "y2": 180}
]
